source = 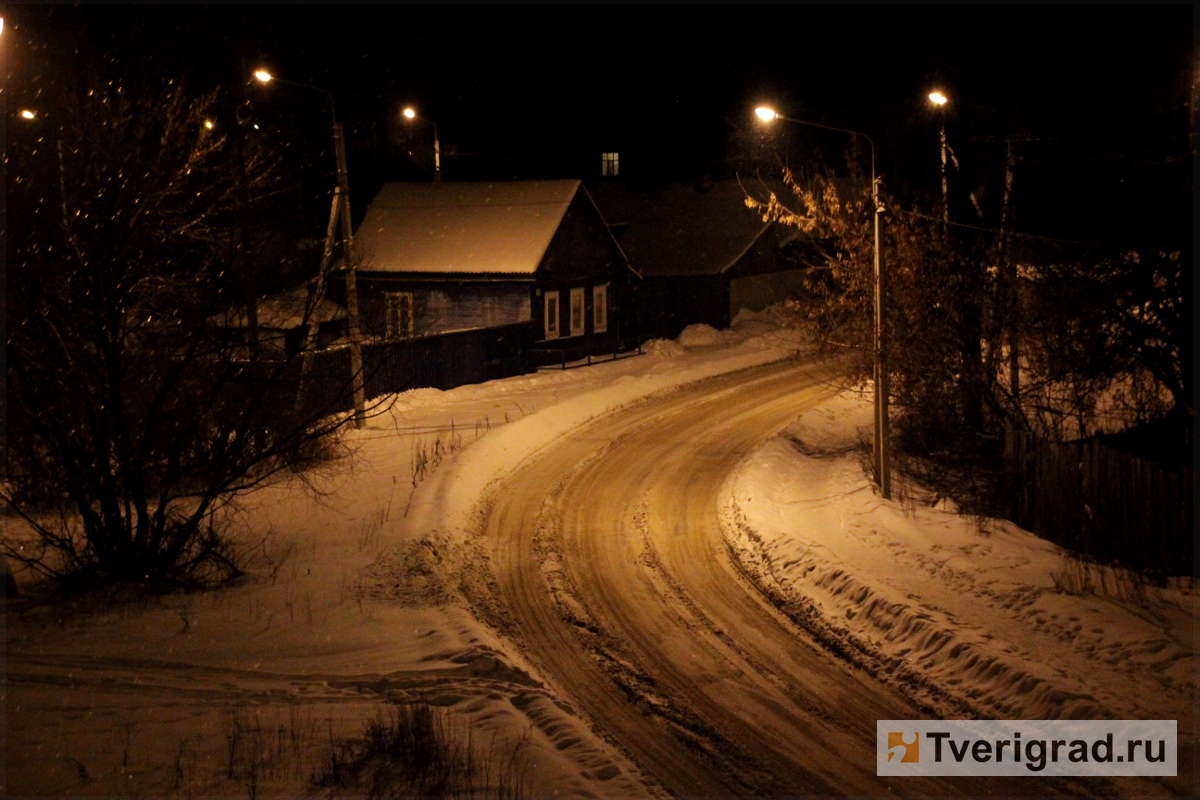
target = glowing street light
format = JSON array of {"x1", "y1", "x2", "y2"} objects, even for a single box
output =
[
  {"x1": 402, "y1": 106, "x2": 441, "y2": 183},
  {"x1": 755, "y1": 106, "x2": 891, "y2": 499},
  {"x1": 204, "y1": 119, "x2": 214, "y2": 129},
  {"x1": 19, "y1": 109, "x2": 36, "y2": 120},
  {"x1": 929, "y1": 90, "x2": 951, "y2": 226},
  {"x1": 253, "y1": 67, "x2": 366, "y2": 427}
]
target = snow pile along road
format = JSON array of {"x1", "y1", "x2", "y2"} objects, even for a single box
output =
[
  {"x1": 402, "y1": 314, "x2": 814, "y2": 553},
  {"x1": 721, "y1": 389, "x2": 1195, "y2": 731},
  {"x1": 6, "y1": 308, "x2": 813, "y2": 799}
]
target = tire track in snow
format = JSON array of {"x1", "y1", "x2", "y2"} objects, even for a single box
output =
[{"x1": 484, "y1": 357, "x2": 1114, "y2": 797}]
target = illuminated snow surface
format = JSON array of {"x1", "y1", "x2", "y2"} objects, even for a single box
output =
[
  {"x1": 7, "y1": 307, "x2": 1194, "y2": 797},
  {"x1": 6, "y1": 311, "x2": 801, "y2": 798},
  {"x1": 722, "y1": 391, "x2": 1195, "y2": 730}
]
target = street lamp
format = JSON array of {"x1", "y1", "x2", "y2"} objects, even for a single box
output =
[
  {"x1": 402, "y1": 106, "x2": 441, "y2": 183},
  {"x1": 755, "y1": 106, "x2": 890, "y2": 498},
  {"x1": 253, "y1": 68, "x2": 366, "y2": 428},
  {"x1": 928, "y1": 90, "x2": 950, "y2": 227}
]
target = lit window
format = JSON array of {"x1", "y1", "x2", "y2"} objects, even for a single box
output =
[
  {"x1": 385, "y1": 292, "x2": 415, "y2": 339},
  {"x1": 592, "y1": 284, "x2": 608, "y2": 333},
  {"x1": 569, "y1": 288, "x2": 585, "y2": 336},
  {"x1": 601, "y1": 152, "x2": 619, "y2": 176},
  {"x1": 544, "y1": 291, "x2": 560, "y2": 340}
]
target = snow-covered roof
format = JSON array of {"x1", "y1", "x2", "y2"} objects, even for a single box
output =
[{"x1": 356, "y1": 180, "x2": 582, "y2": 275}]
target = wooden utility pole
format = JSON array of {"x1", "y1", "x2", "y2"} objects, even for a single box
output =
[
  {"x1": 255, "y1": 72, "x2": 366, "y2": 427},
  {"x1": 295, "y1": 187, "x2": 343, "y2": 415},
  {"x1": 333, "y1": 121, "x2": 367, "y2": 427}
]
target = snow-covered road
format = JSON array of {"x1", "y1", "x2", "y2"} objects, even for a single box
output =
[
  {"x1": 8, "y1": 312, "x2": 1188, "y2": 797},
  {"x1": 480, "y1": 357, "x2": 1103, "y2": 797}
]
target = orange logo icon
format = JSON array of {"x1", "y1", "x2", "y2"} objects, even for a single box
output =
[{"x1": 887, "y1": 732, "x2": 920, "y2": 762}]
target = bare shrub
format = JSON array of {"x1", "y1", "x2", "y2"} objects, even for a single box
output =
[{"x1": 313, "y1": 701, "x2": 528, "y2": 799}]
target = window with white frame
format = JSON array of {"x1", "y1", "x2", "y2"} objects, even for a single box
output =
[
  {"x1": 592, "y1": 284, "x2": 608, "y2": 333},
  {"x1": 544, "y1": 291, "x2": 560, "y2": 340},
  {"x1": 569, "y1": 288, "x2": 585, "y2": 336},
  {"x1": 385, "y1": 291, "x2": 415, "y2": 339},
  {"x1": 601, "y1": 152, "x2": 619, "y2": 176}
]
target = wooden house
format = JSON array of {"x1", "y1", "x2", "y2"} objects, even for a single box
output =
[
  {"x1": 353, "y1": 180, "x2": 637, "y2": 365},
  {"x1": 586, "y1": 179, "x2": 823, "y2": 340}
]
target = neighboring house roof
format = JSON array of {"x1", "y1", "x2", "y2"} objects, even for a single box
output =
[
  {"x1": 586, "y1": 179, "x2": 788, "y2": 277},
  {"x1": 356, "y1": 180, "x2": 582, "y2": 275}
]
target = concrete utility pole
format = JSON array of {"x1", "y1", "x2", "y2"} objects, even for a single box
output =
[
  {"x1": 929, "y1": 91, "x2": 950, "y2": 230},
  {"x1": 872, "y1": 170, "x2": 890, "y2": 499},
  {"x1": 754, "y1": 108, "x2": 890, "y2": 498},
  {"x1": 940, "y1": 123, "x2": 949, "y2": 229},
  {"x1": 402, "y1": 107, "x2": 441, "y2": 183}
]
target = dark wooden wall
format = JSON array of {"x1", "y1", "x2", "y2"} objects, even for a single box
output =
[
  {"x1": 356, "y1": 279, "x2": 532, "y2": 339},
  {"x1": 539, "y1": 191, "x2": 628, "y2": 281},
  {"x1": 634, "y1": 275, "x2": 730, "y2": 341}
]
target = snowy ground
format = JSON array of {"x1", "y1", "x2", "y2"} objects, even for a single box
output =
[
  {"x1": 7, "y1": 306, "x2": 1194, "y2": 797},
  {"x1": 5, "y1": 309, "x2": 813, "y2": 798},
  {"x1": 721, "y1": 389, "x2": 1195, "y2": 781}
]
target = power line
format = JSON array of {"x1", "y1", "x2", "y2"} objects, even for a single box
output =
[{"x1": 888, "y1": 206, "x2": 1138, "y2": 249}]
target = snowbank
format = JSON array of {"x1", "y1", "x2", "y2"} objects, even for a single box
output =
[
  {"x1": 676, "y1": 323, "x2": 722, "y2": 347},
  {"x1": 402, "y1": 320, "x2": 813, "y2": 548},
  {"x1": 7, "y1": 309, "x2": 812, "y2": 798},
  {"x1": 721, "y1": 389, "x2": 1196, "y2": 727}
]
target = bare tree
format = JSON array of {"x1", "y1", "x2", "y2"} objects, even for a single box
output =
[
  {"x1": 747, "y1": 166, "x2": 1188, "y2": 519},
  {"x1": 4, "y1": 74, "x2": 376, "y2": 587},
  {"x1": 744, "y1": 170, "x2": 978, "y2": 443}
]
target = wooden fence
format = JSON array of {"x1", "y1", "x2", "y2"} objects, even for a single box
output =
[
  {"x1": 306, "y1": 321, "x2": 539, "y2": 413},
  {"x1": 1004, "y1": 424, "x2": 1194, "y2": 578}
]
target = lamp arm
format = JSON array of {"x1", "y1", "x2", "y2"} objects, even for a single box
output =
[
  {"x1": 774, "y1": 113, "x2": 876, "y2": 194},
  {"x1": 271, "y1": 77, "x2": 338, "y2": 126}
]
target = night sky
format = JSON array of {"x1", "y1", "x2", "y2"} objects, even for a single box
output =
[{"x1": 7, "y1": 5, "x2": 1193, "y2": 250}]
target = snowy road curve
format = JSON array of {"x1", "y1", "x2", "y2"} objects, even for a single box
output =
[{"x1": 483, "y1": 358, "x2": 1099, "y2": 797}]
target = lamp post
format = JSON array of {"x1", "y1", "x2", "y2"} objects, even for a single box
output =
[
  {"x1": 402, "y1": 106, "x2": 441, "y2": 183},
  {"x1": 928, "y1": 91, "x2": 949, "y2": 228},
  {"x1": 254, "y1": 69, "x2": 366, "y2": 428},
  {"x1": 755, "y1": 106, "x2": 890, "y2": 499}
]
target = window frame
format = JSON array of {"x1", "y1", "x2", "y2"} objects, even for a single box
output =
[
  {"x1": 601, "y1": 152, "x2": 619, "y2": 177},
  {"x1": 384, "y1": 291, "x2": 415, "y2": 340},
  {"x1": 569, "y1": 287, "x2": 585, "y2": 337},
  {"x1": 592, "y1": 284, "x2": 608, "y2": 334},
  {"x1": 544, "y1": 290, "x2": 560, "y2": 340}
]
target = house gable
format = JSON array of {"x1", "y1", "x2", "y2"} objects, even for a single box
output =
[
  {"x1": 536, "y1": 188, "x2": 631, "y2": 281},
  {"x1": 350, "y1": 180, "x2": 633, "y2": 345}
]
